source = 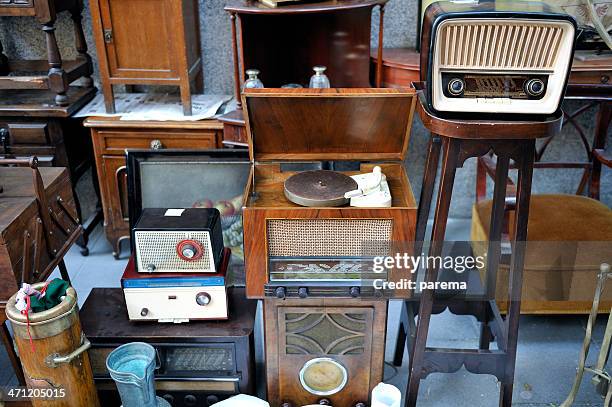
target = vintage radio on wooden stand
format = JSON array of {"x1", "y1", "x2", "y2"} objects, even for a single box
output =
[
  {"x1": 241, "y1": 88, "x2": 418, "y2": 299},
  {"x1": 421, "y1": 0, "x2": 577, "y2": 118}
]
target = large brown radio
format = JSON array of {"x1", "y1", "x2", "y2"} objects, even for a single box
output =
[
  {"x1": 263, "y1": 297, "x2": 387, "y2": 407},
  {"x1": 240, "y1": 88, "x2": 418, "y2": 299},
  {"x1": 420, "y1": 0, "x2": 577, "y2": 117}
]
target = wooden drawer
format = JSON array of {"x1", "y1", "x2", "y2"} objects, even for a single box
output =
[
  {"x1": 569, "y1": 71, "x2": 611, "y2": 86},
  {"x1": 98, "y1": 130, "x2": 219, "y2": 154},
  {"x1": 7, "y1": 123, "x2": 49, "y2": 145}
]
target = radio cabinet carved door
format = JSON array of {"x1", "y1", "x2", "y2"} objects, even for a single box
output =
[{"x1": 265, "y1": 299, "x2": 387, "y2": 407}]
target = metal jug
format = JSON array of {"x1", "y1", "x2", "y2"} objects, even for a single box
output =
[{"x1": 106, "y1": 342, "x2": 169, "y2": 407}]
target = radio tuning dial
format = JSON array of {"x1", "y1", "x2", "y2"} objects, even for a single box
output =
[
  {"x1": 525, "y1": 78, "x2": 545, "y2": 97},
  {"x1": 140, "y1": 308, "x2": 149, "y2": 317},
  {"x1": 447, "y1": 78, "x2": 465, "y2": 96},
  {"x1": 196, "y1": 292, "x2": 211, "y2": 306},
  {"x1": 275, "y1": 287, "x2": 287, "y2": 299},
  {"x1": 298, "y1": 287, "x2": 309, "y2": 298},
  {"x1": 146, "y1": 264, "x2": 156, "y2": 272}
]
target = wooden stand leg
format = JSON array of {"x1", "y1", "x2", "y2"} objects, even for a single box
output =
[
  {"x1": 406, "y1": 138, "x2": 461, "y2": 406},
  {"x1": 230, "y1": 13, "x2": 242, "y2": 110},
  {"x1": 180, "y1": 81, "x2": 193, "y2": 116},
  {"x1": 70, "y1": 5, "x2": 94, "y2": 88},
  {"x1": 1, "y1": 320, "x2": 25, "y2": 385},
  {"x1": 479, "y1": 153, "x2": 511, "y2": 350},
  {"x1": 393, "y1": 134, "x2": 441, "y2": 366},
  {"x1": 57, "y1": 259, "x2": 71, "y2": 284},
  {"x1": 42, "y1": 23, "x2": 68, "y2": 106},
  {"x1": 590, "y1": 101, "x2": 612, "y2": 200},
  {"x1": 499, "y1": 140, "x2": 535, "y2": 407}
]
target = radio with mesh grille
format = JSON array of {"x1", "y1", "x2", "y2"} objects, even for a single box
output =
[
  {"x1": 421, "y1": 1, "x2": 576, "y2": 117},
  {"x1": 266, "y1": 219, "x2": 393, "y2": 286},
  {"x1": 133, "y1": 208, "x2": 224, "y2": 274}
]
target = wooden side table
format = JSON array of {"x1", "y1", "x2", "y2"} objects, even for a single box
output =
[
  {"x1": 0, "y1": 0, "x2": 94, "y2": 105},
  {"x1": 404, "y1": 87, "x2": 563, "y2": 407}
]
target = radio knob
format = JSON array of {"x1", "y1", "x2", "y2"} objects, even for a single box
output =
[
  {"x1": 298, "y1": 287, "x2": 309, "y2": 298},
  {"x1": 196, "y1": 292, "x2": 211, "y2": 306},
  {"x1": 350, "y1": 286, "x2": 361, "y2": 298},
  {"x1": 275, "y1": 287, "x2": 287, "y2": 299},
  {"x1": 184, "y1": 394, "x2": 197, "y2": 406},
  {"x1": 181, "y1": 244, "x2": 198, "y2": 259},
  {"x1": 162, "y1": 394, "x2": 174, "y2": 404},
  {"x1": 525, "y1": 78, "x2": 545, "y2": 97},
  {"x1": 318, "y1": 399, "x2": 331, "y2": 405},
  {"x1": 447, "y1": 78, "x2": 465, "y2": 96},
  {"x1": 146, "y1": 264, "x2": 156, "y2": 272},
  {"x1": 140, "y1": 308, "x2": 149, "y2": 317},
  {"x1": 206, "y1": 395, "x2": 219, "y2": 405}
]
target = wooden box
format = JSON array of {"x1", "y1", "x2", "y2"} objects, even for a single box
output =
[
  {"x1": 241, "y1": 88, "x2": 418, "y2": 298},
  {"x1": 89, "y1": 0, "x2": 202, "y2": 115},
  {"x1": 0, "y1": 166, "x2": 78, "y2": 311},
  {"x1": 264, "y1": 297, "x2": 387, "y2": 406}
]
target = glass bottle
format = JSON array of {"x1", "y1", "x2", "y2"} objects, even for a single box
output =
[
  {"x1": 243, "y1": 69, "x2": 264, "y2": 90},
  {"x1": 309, "y1": 66, "x2": 331, "y2": 88}
]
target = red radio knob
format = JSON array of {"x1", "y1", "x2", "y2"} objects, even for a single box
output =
[{"x1": 176, "y1": 239, "x2": 204, "y2": 261}]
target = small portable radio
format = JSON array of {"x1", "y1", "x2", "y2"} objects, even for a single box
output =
[
  {"x1": 421, "y1": 0, "x2": 577, "y2": 117},
  {"x1": 133, "y1": 208, "x2": 224, "y2": 274}
]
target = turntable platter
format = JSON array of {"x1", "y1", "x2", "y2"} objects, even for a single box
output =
[{"x1": 284, "y1": 170, "x2": 358, "y2": 207}]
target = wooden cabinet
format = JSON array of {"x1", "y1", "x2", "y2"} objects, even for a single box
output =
[
  {"x1": 89, "y1": 0, "x2": 203, "y2": 115},
  {"x1": 85, "y1": 117, "x2": 223, "y2": 259}
]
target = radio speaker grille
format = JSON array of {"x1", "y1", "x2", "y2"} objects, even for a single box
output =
[
  {"x1": 267, "y1": 219, "x2": 392, "y2": 257},
  {"x1": 135, "y1": 231, "x2": 213, "y2": 272},
  {"x1": 438, "y1": 20, "x2": 566, "y2": 71}
]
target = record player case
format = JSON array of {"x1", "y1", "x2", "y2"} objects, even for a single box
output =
[{"x1": 241, "y1": 88, "x2": 418, "y2": 299}]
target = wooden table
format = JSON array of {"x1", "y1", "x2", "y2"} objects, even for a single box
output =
[{"x1": 403, "y1": 87, "x2": 563, "y2": 407}]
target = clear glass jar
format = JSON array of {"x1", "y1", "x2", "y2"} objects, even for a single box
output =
[
  {"x1": 243, "y1": 69, "x2": 264, "y2": 90},
  {"x1": 309, "y1": 66, "x2": 331, "y2": 88}
]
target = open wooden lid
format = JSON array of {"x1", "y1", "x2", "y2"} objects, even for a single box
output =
[{"x1": 242, "y1": 88, "x2": 416, "y2": 162}]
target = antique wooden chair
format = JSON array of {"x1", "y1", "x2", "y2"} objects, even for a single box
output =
[{"x1": 471, "y1": 103, "x2": 612, "y2": 314}]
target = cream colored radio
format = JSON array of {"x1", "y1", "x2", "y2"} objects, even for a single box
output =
[{"x1": 420, "y1": 1, "x2": 577, "y2": 117}]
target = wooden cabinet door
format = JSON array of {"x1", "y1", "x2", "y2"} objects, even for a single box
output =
[
  {"x1": 100, "y1": 155, "x2": 129, "y2": 233},
  {"x1": 97, "y1": 0, "x2": 180, "y2": 79}
]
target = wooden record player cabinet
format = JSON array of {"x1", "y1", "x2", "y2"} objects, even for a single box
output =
[
  {"x1": 241, "y1": 88, "x2": 418, "y2": 299},
  {"x1": 264, "y1": 297, "x2": 387, "y2": 406},
  {"x1": 89, "y1": 0, "x2": 203, "y2": 115},
  {"x1": 85, "y1": 117, "x2": 223, "y2": 259}
]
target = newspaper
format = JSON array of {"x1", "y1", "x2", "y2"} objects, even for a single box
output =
[{"x1": 74, "y1": 93, "x2": 233, "y2": 121}]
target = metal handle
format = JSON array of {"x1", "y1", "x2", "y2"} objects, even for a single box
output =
[
  {"x1": 103, "y1": 29, "x2": 113, "y2": 43},
  {"x1": 150, "y1": 139, "x2": 163, "y2": 150},
  {"x1": 45, "y1": 335, "x2": 91, "y2": 368}
]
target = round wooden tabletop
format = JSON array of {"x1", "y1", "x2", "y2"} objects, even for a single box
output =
[{"x1": 415, "y1": 84, "x2": 563, "y2": 140}]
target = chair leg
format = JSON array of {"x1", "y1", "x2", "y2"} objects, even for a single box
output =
[
  {"x1": 406, "y1": 138, "x2": 461, "y2": 407},
  {"x1": 70, "y1": 5, "x2": 93, "y2": 88},
  {"x1": 499, "y1": 140, "x2": 535, "y2": 407},
  {"x1": 42, "y1": 22, "x2": 68, "y2": 106}
]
